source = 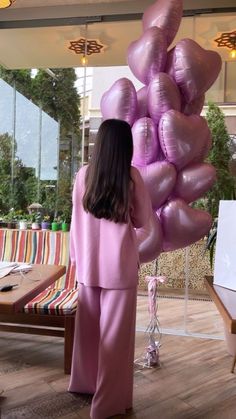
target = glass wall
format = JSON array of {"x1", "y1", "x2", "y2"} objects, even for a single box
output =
[
  {"x1": 206, "y1": 62, "x2": 236, "y2": 104},
  {"x1": 0, "y1": 73, "x2": 80, "y2": 221},
  {"x1": 225, "y1": 62, "x2": 236, "y2": 103},
  {"x1": 0, "y1": 79, "x2": 58, "y2": 211},
  {"x1": 205, "y1": 64, "x2": 226, "y2": 104}
]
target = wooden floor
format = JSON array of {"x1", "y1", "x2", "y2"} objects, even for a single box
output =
[
  {"x1": 137, "y1": 293, "x2": 224, "y2": 336},
  {"x1": 1, "y1": 295, "x2": 235, "y2": 419}
]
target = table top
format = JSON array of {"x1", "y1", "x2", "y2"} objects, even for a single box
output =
[
  {"x1": 205, "y1": 276, "x2": 236, "y2": 333},
  {"x1": 0, "y1": 264, "x2": 66, "y2": 314}
]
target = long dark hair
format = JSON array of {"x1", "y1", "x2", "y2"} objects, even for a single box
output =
[{"x1": 83, "y1": 119, "x2": 133, "y2": 223}]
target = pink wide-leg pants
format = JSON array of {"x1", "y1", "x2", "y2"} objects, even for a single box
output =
[{"x1": 68, "y1": 283, "x2": 137, "y2": 419}]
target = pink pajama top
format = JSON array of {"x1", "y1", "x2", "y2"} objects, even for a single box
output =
[{"x1": 70, "y1": 165, "x2": 151, "y2": 290}]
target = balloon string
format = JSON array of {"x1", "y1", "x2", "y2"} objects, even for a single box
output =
[{"x1": 144, "y1": 274, "x2": 166, "y2": 367}]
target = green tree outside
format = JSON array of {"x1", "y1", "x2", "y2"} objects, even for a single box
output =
[
  {"x1": 205, "y1": 102, "x2": 235, "y2": 218},
  {"x1": 31, "y1": 69, "x2": 80, "y2": 134},
  {"x1": 0, "y1": 133, "x2": 38, "y2": 213},
  {"x1": 0, "y1": 68, "x2": 32, "y2": 100},
  {"x1": 30, "y1": 68, "x2": 81, "y2": 217}
]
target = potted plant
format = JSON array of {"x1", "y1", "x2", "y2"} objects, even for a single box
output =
[
  {"x1": 61, "y1": 211, "x2": 71, "y2": 232},
  {"x1": 51, "y1": 216, "x2": 61, "y2": 232},
  {"x1": 18, "y1": 214, "x2": 29, "y2": 230},
  {"x1": 3, "y1": 209, "x2": 18, "y2": 229},
  {"x1": 41, "y1": 215, "x2": 51, "y2": 230},
  {"x1": 0, "y1": 213, "x2": 7, "y2": 228},
  {"x1": 31, "y1": 212, "x2": 41, "y2": 230}
]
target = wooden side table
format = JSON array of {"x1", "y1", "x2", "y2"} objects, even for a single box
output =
[{"x1": 205, "y1": 276, "x2": 236, "y2": 373}]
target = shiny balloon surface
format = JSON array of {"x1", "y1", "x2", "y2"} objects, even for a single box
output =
[
  {"x1": 148, "y1": 73, "x2": 181, "y2": 124},
  {"x1": 100, "y1": 0, "x2": 222, "y2": 261},
  {"x1": 143, "y1": 0, "x2": 183, "y2": 46},
  {"x1": 132, "y1": 117, "x2": 159, "y2": 166},
  {"x1": 100, "y1": 78, "x2": 137, "y2": 126},
  {"x1": 127, "y1": 27, "x2": 167, "y2": 85}
]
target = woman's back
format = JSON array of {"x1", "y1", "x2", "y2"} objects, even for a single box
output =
[
  {"x1": 70, "y1": 164, "x2": 150, "y2": 289},
  {"x1": 69, "y1": 119, "x2": 152, "y2": 418}
]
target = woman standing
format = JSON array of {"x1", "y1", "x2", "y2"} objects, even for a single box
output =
[{"x1": 68, "y1": 119, "x2": 151, "y2": 418}]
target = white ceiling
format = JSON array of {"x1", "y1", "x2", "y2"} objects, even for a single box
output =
[
  {"x1": 0, "y1": 0, "x2": 235, "y2": 69},
  {"x1": 12, "y1": 0, "x2": 134, "y2": 6},
  {"x1": 6, "y1": 0, "x2": 236, "y2": 8},
  {"x1": 6, "y1": 0, "x2": 236, "y2": 11}
]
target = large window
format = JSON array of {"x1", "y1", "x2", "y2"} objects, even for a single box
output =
[
  {"x1": 0, "y1": 69, "x2": 80, "y2": 219},
  {"x1": 225, "y1": 62, "x2": 236, "y2": 103}
]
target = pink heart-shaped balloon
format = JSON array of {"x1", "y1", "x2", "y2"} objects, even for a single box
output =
[
  {"x1": 147, "y1": 73, "x2": 181, "y2": 124},
  {"x1": 139, "y1": 161, "x2": 177, "y2": 210},
  {"x1": 127, "y1": 27, "x2": 167, "y2": 85},
  {"x1": 173, "y1": 163, "x2": 217, "y2": 203},
  {"x1": 158, "y1": 110, "x2": 210, "y2": 170},
  {"x1": 182, "y1": 94, "x2": 205, "y2": 116},
  {"x1": 100, "y1": 78, "x2": 137, "y2": 126},
  {"x1": 137, "y1": 86, "x2": 149, "y2": 119},
  {"x1": 143, "y1": 0, "x2": 183, "y2": 46},
  {"x1": 132, "y1": 118, "x2": 159, "y2": 167},
  {"x1": 160, "y1": 198, "x2": 212, "y2": 251},
  {"x1": 168, "y1": 39, "x2": 222, "y2": 103},
  {"x1": 136, "y1": 210, "x2": 163, "y2": 263}
]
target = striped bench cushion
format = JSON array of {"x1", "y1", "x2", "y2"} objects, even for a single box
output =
[
  {"x1": 0, "y1": 229, "x2": 77, "y2": 290},
  {"x1": 23, "y1": 288, "x2": 79, "y2": 315}
]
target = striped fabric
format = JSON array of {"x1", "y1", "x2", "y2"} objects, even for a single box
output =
[
  {"x1": 0, "y1": 229, "x2": 79, "y2": 315},
  {"x1": 0, "y1": 229, "x2": 77, "y2": 289},
  {"x1": 24, "y1": 288, "x2": 79, "y2": 315}
]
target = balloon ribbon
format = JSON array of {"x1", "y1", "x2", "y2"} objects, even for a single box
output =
[{"x1": 144, "y1": 275, "x2": 166, "y2": 367}]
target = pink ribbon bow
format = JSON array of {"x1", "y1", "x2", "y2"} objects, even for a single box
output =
[{"x1": 145, "y1": 275, "x2": 166, "y2": 318}]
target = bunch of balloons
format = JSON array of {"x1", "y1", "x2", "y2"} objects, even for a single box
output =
[{"x1": 101, "y1": 0, "x2": 222, "y2": 263}]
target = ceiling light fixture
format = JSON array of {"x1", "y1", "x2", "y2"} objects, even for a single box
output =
[
  {"x1": 68, "y1": 37, "x2": 107, "y2": 66},
  {"x1": 215, "y1": 30, "x2": 236, "y2": 59},
  {"x1": 80, "y1": 55, "x2": 88, "y2": 67},
  {"x1": 0, "y1": 0, "x2": 16, "y2": 9},
  {"x1": 230, "y1": 46, "x2": 236, "y2": 59}
]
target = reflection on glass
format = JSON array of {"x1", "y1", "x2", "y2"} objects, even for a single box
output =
[
  {"x1": 41, "y1": 110, "x2": 59, "y2": 181},
  {"x1": 0, "y1": 78, "x2": 59, "y2": 206},
  {"x1": 0, "y1": 79, "x2": 14, "y2": 136},
  {"x1": 205, "y1": 63, "x2": 225, "y2": 103},
  {"x1": 225, "y1": 61, "x2": 236, "y2": 103},
  {"x1": 15, "y1": 89, "x2": 40, "y2": 174}
]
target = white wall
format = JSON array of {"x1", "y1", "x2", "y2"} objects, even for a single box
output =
[{"x1": 90, "y1": 66, "x2": 143, "y2": 111}]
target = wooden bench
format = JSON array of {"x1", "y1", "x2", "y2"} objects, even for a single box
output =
[
  {"x1": 205, "y1": 276, "x2": 236, "y2": 373},
  {"x1": 0, "y1": 228, "x2": 78, "y2": 374}
]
